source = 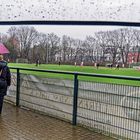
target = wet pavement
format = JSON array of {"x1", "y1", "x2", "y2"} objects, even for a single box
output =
[{"x1": 0, "y1": 102, "x2": 116, "y2": 140}]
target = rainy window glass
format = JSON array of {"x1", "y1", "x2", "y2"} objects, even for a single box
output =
[
  {"x1": 0, "y1": 0, "x2": 139, "y2": 22},
  {"x1": 0, "y1": 0, "x2": 140, "y2": 66}
]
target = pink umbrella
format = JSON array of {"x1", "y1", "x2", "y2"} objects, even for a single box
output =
[{"x1": 0, "y1": 43, "x2": 10, "y2": 54}]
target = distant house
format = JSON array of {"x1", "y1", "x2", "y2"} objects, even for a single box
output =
[{"x1": 128, "y1": 50, "x2": 140, "y2": 64}]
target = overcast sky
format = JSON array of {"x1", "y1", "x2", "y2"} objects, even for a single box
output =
[{"x1": 0, "y1": 25, "x2": 130, "y2": 40}]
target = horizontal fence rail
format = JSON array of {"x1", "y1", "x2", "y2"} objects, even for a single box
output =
[
  {"x1": 7, "y1": 67, "x2": 140, "y2": 140},
  {"x1": 10, "y1": 67, "x2": 140, "y2": 81},
  {"x1": 1, "y1": 20, "x2": 140, "y2": 27}
]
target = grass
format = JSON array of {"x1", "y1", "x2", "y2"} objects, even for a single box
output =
[{"x1": 9, "y1": 63, "x2": 140, "y2": 86}]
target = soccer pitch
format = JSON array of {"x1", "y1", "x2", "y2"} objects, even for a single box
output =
[{"x1": 9, "y1": 63, "x2": 140, "y2": 86}]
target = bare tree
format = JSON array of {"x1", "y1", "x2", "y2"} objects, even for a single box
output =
[
  {"x1": 84, "y1": 36, "x2": 96, "y2": 62},
  {"x1": 72, "y1": 39, "x2": 85, "y2": 62},
  {"x1": 37, "y1": 33, "x2": 50, "y2": 63},
  {"x1": 61, "y1": 35, "x2": 76, "y2": 62},
  {"x1": 61, "y1": 35, "x2": 69, "y2": 62},
  {"x1": 117, "y1": 28, "x2": 134, "y2": 65},
  {"x1": 133, "y1": 29, "x2": 140, "y2": 62},
  {"x1": 8, "y1": 26, "x2": 39, "y2": 60},
  {"x1": 48, "y1": 33, "x2": 60, "y2": 62},
  {"x1": 95, "y1": 31, "x2": 109, "y2": 63},
  {"x1": 7, "y1": 27, "x2": 17, "y2": 38},
  {"x1": 106, "y1": 30, "x2": 120, "y2": 64},
  {"x1": 0, "y1": 33, "x2": 8, "y2": 43}
]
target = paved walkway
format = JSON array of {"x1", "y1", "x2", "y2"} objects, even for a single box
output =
[{"x1": 0, "y1": 102, "x2": 116, "y2": 140}]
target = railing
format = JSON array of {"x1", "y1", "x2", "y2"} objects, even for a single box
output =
[{"x1": 8, "y1": 67, "x2": 140, "y2": 140}]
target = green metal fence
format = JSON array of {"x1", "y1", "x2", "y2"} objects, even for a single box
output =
[{"x1": 9, "y1": 67, "x2": 140, "y2": 140}]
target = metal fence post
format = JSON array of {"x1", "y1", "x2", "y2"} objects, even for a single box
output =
[
  {"x1": 16, "y1": 68, "x2": 20, "y2": 106},
  {"x1": 72, "y1": 73, "x2": 79, "y2": 125}
]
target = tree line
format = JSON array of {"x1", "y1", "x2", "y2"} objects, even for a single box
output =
[{"x1": 0, "y1": 26, "x2": 140, "y2": 66}]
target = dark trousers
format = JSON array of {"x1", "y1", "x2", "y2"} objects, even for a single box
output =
[{"x1": 0, "y1": 96, "x2": 4, "y2": 114}]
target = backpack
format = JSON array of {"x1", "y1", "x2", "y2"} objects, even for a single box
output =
[
  {"x1": 0, "y1": 61, "x2": 11, "y2": 86},
  {"x1": 0, "y1": 65, "x2": 7, "y2": 96}
]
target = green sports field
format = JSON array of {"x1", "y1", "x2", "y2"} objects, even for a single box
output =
[{"x1": 9, "y1": 63, "x2": 140, "y2": 86}]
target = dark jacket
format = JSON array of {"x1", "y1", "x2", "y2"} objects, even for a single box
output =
[{"x1": 0, "y1": 60, "x2": 11, "y2": 96}]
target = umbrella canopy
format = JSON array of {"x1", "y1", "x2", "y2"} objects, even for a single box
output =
[{"x1": 0, "y1": 43, "x2": 9, "y2": 54}]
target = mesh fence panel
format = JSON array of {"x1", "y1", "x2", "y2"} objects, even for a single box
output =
[
  {"x1": 77, "y1": 79, "x2": 140, "y2": 139},
  {"x1": 19, "y1": 73, "x2": 73, "y2": 122}
]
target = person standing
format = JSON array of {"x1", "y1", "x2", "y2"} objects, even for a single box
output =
[
  {"x1": 81, "y1": 61, "x2": 84, "y2": 67},
  {"x1": 0, "y1": 55, "x2": 11, "y2": 114},
  {"x1": 116, "y1": 63, "x2": 120, "y2": 70},
  {"x1": 74, "y1": 62, "x2": 77, "y2": 67},
  {"x1": 58, "y1": 61, "x2": 61, "y2": 66},
  {"x1": 35, "y1": 59, "x2": 39, "y2": 66},
  {"x1": 96, "y1": 63, "x2": 99, "y2": 69}
]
